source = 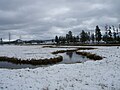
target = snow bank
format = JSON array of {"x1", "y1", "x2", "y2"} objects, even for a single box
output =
[{"x1": 0, "y1": 46, "x2": 120, "y2": 90}]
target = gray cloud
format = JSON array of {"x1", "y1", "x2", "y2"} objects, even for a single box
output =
[{"x1": 0, "y1": 0, "x2": 120, "y2": 40}]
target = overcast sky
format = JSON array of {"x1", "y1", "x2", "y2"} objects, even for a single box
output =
[{"x1": 0, "y1": 0, "x2": 120, "y2": 40}]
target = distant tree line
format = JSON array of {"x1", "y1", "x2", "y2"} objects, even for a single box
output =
[
  {"x1": 55, "y1": 24, "x2": 120, "y2": 44},
  {"x1": 102, "y1": 25, "x2": 120, "y2": 43}
]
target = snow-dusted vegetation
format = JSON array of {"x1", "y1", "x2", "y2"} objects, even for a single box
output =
[
  {"x1": 0, "y1": 46, "x2": 120, "y2": 90},
  {"x1": 0, "y1": 45, "x2": 71, "y2": 60}
]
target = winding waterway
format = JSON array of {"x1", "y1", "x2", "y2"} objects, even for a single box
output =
[{"x1": 0, "y1": 52, "x2": 91, "y2": 69}]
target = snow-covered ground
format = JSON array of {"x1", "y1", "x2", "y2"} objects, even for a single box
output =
[
  {"x1": 0, "y1": 46, "x2": 120, "y2": 90},
  {"x1": 0, "y1": 45, "x2": 73, "y2": 60}
]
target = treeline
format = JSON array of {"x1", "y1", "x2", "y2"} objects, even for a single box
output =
[{"x1": 55, "y1": 25, "x2": 120, "y2": 44}]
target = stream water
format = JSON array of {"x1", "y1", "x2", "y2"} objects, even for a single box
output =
[
  {"x1": 58, "y1": 52, "x2": 90, "y2": 64},
  {"x1": 0, "y1": 52, "x2": 90, "y2": 69}
]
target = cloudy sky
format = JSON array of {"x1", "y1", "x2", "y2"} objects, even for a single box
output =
[{"x1": 0, "y1": 0, "x2": 120, "y2": 40}]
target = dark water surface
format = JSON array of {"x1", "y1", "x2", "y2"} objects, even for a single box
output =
[
  {"x1": 58, "y1": 52, "x2": 90, "y2": 64},
  {"x1": 0, "y1": 52, "x2": 90, "y2": 69},
  {"x1": 0, "y1": 61, "x2": 49, "y2": 69}
]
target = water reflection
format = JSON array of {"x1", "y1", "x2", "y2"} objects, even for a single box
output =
[
  {"x1": 66, "y1": 52, "x2": 73, "y2": 59},
  {"x1": 0, "y1": 61, "x2": 50, "y2": 69},
  {"x1": 58, "y1": 52, "x2": 90, "y2": 64}
]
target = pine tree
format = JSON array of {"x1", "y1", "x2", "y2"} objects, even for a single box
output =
[
  {"x1": 66, "y1": 34, "x2": 69, "y2": 43},
  {"x1": 95, "y1": 25, "x2": 102, "y2": 43},
  {"x1": 87, "y1": 32, "x2": 90, "y2": 43},
  {"x1": 108, "y1": 26, "x2": 113, "y2": 42},
  {"x1": 68, "y1": 31, "x2": 73, "y2": 42},
  {"x1": 55, "y1": 36, "x2": 59, "y2": 44},
  {"x1": 113, "y1": 32, "x2": 117, "y2": 42},
  {"x1": 91, "y1": 34, "x2": 95, "y2": 43},
  {"x1": 116, "y1": 36, "x2": 120, "y2": 43},
  {"x1": 103, "y1": 34, "x2": 109, "y2": 43},
  {"x1": 80, "y1": 30, "x2": 87, "y2": 43},
  {"x1": 76, "y1": 36, "x2": 79, "y2": 42}
]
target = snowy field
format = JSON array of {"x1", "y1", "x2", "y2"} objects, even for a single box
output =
[
  {"x1": 0, "y1": 45, "x2": 73, "y2": 60},
  {"x1": 0, "y1": 46, "x2": 120, "y2": 90}
]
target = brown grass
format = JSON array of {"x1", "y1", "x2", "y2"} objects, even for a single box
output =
[
  {"x1": 0, "y1": 56, "x2": 63, "y2": 65},
  {"x1": 76, "y1": 51, "x2": 103, "y2": 60},
  {"x1": 52, "y1": 47, "x2": 102, "y2": 60},
  {"x1": 52, "y1": 50, "x2": 76, "y2": 54}
]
